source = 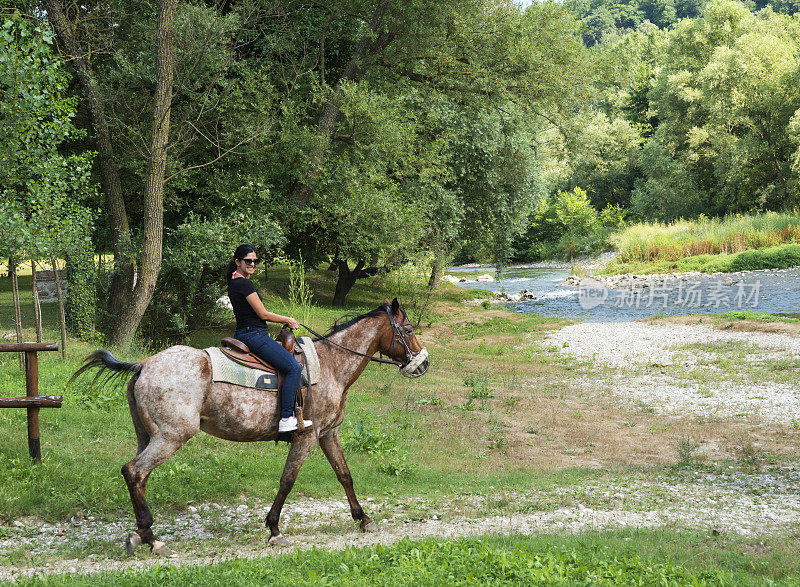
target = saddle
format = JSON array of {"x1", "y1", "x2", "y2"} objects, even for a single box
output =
[
  {"x1": 219, "y1": 328, "x2": 296, "y2": 373},
  {"x1": 219, "y1": 328, "x2": 314, "y2": 436}
]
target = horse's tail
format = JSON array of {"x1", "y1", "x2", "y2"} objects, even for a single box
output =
[
  {"x1": 70, "y1": 350, "x2": 150, "y2": 453},
  {"x1": 70, "y1": 349, "x2": 143, "y2": 385}
]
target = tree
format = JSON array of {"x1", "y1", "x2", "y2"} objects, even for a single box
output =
[
  {"x1": 0, "y1": 13, "x2": 96, "y2": 339},
  {"x1": 449, "y1": 107, "x2": 544, "y2": 269},
  {"x1": 43, "y1": 0, "x2": 135, "y2": 314},
  {"x1": 283, "y1": 0, "x2": 587, "y2": 298},
  {"x1": 43, "y1": 0, "x2": 278, "y2": 348},
  {"x1": 107, "y1": 0, "x2": 178, "y2": 348},
  {"x1": 634, "y1": 0, "x2": 800, "y2": 218}
]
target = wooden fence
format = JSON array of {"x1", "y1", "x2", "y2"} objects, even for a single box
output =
[{"x1": 0, "y1": 342, "x2": 63, "y2": 462}]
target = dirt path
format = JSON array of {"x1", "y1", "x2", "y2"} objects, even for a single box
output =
[{"x1": 3, "y1": 466, "x2": 800, "y2": 581}]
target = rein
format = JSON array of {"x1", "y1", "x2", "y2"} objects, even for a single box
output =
[{"x1": 297, "y1": 322, "x2": 405, "y2": 367}]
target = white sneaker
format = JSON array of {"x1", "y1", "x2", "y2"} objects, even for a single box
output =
[{"x1": 278, "y1": 416, "x2": 313, "y2": 433}]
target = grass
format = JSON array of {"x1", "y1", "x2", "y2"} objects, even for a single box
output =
[
  {"x1": 662, "y1": 339, "x2": 800, "y2": 387},
  {"x1": 711, "y1": 310, "x2": 800, "y2": 324},
  {"x1": 612, "y1": 211, "x2": 800, "y2": 264},
  {"x1": 17, "y1": 531, "x2": 800, "y2": 585},
  {"x1": 604, "y1": 243, "x2": 800, "y2": 275},
  {"x1": 604, "y1": 211, "x2": 800, "y2": 275}
]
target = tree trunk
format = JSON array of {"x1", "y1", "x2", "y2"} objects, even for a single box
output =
[
  {"x1": 10, "y1": 261, "x2": 23, "y2": 370},
  {"x1": 291, "y1": 0, "x2": 395, "y2": 205},
  {"x1": 109, "y1": 0, "x2": 178, "y2": 350},
  {"x1": 50, "y1": 255, "x2": 67, "y2": 359},
  {"x1": 428, "y1": 250, "x2": 447, "y2": 290},
  {"x1": 332, "y1": 260, "x2": 358, "y2": 307},
  {"x1": 44, "y1": 0, "x2": 135, "y2": 313},
  {"x1": 331, "y1": 259, "x2": 380, "y2": 306},
  {"x1": 30, "y1": 259, "x2": 43, "y2": 343}
]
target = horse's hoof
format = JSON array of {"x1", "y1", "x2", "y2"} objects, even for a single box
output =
[
  {"x1": 269, "y1": 534, "x2": 291, "y2": 547},
  {"x1": 125, "y1": 531, "x2": 142, "y2": 555},
  {"x1": 362, "y1": 521, "x2": 380, "y2": 533},
  {"x1": 151, "y1": 540, "x2": 176, "y2": 557}
]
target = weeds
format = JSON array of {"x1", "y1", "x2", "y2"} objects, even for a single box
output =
[
  {"x1": 340, "y1": 420, "x2": 416, "y2": 477},
  {"x1": 488, "y1": 421, "x2": 507, "y2": 450},
  {"x1": 416, "y1": 392, "x2": 444, "y2": 407},
  {"x1": 735, "y1": 439, "x2": 763, "y2": 469},
  {"x1": 459, "y1": 398, "x2": 476, "y2": 411},
  {"x1": 675, "y1": 436, "x2": 698, "y2": 467},
  {"x1": 287, "y1": 258, "x2": 313, "y2": 334},
  {"x1": 612, "y1": 211, "x2": 800, "y2": 265},
  {"x1": 463, "y1": 372, "x2": 495, "y2": 400}
]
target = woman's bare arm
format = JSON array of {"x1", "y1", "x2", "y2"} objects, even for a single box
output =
[{"x1": 245, "y1": 291, "x2": 300, "y2": 329}]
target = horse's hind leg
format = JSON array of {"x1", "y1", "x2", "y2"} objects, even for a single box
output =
[
  {"x1": 320, "y1": 431, "x2": 378, "y2": 533},
  {"x1": 121, "y1": 432, "x2": 193, "y2": 556},
  {"x1": 265, "y1": 431, "x2": 317, "y2": 546}
]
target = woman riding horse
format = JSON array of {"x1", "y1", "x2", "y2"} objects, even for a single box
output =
[{"x1": 226, "y1": 244, "x2": 311, "y2": 433}]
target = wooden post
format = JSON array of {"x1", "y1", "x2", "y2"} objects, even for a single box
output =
[
  {"x1": 25, "y1": 350, "x2": 41, "y2": 462},
  {"x1": 31, "y1": 259, "x2": 43, "y2": 343},
  {"x1": 50, "y1": 255, "x2": 67, "y2": 359}
]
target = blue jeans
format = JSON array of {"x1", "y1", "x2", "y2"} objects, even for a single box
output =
[{"x1": 235, "y1": 327, "x2": 302, "y2": 418}]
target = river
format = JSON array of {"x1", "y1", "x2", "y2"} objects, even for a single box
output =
[{"x1": 447, "y1": 265, "x2": 800, "y2": 322}]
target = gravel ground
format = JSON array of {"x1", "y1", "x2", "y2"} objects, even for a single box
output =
[
  {"x1": 546, "y1": 321, "x2": 800, "y2": 424},
  {"x1": 3, "y1": 468, "x2": 800, "y2": 582}
]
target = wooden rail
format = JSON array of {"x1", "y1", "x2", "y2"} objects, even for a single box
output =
[
  {"x1": 0, "y1": 396, "x2": 63, "y2": 408},
  {"x1": 0, "y1": 342, "x2": 59, "y2": 352},
  {"x1": 0, "y1": 342, "x2": 61, "y2": 461}
]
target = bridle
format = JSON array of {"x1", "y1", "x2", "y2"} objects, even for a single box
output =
[
  {"x1": 383, "y1": 304, "x2": 429, "y2": 378},
  {"x1": 298, "y1": 304, "x2": 428, "y2": 377}
]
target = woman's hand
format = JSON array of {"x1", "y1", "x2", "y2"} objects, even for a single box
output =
[{"x1": 245, "y1": 292, "x2": 300, "y2": 329}]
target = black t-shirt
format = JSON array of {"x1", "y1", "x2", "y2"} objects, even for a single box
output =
[{"x1": 228, "y1": 277, "x2": 267, "y2": 330}]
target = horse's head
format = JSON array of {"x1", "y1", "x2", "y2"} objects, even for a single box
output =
[{"x1": 381, "y1": 298, "x2": 429, "y2": 378}]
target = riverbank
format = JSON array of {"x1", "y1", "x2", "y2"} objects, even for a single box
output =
[
  {"x1": 563, "y1": 264, "x2": 800, "y2": 293},
  {"x1": 602, "y1": 243, "x2": 800, "y2": 276}
]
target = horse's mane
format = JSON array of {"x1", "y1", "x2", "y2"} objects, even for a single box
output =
[{"x1": 319, "y1": 305, "x2": 388, "y2": 339}]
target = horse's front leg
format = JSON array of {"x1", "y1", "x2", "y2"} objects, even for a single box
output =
[
  {"x1": 320, "y1": 430, "x2": 379, "y2": 533},
  {"x1": 266, "y1": 431, "x2": 317, "y2": 546}
]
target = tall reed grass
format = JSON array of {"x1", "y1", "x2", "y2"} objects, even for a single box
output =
[{"x1": 613, "y1": 211, "x2": 800, "y2": 263}]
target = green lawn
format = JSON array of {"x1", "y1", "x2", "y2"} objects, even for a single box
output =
[{"x1": 17, "y1": 531, "x2": 800, "y2": 586}]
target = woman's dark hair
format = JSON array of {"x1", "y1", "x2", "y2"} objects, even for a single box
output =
[{"x1": 226, "y1": 244, "x2": 256, "y2": 281}]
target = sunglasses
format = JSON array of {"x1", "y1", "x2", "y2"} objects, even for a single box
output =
[{"x1": 241, "y1": 258, "x2": 260, "y2": 266}]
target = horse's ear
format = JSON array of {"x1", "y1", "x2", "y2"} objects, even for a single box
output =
[{"x1": 391, "y1": 297, "x2": 400, "y2": 315}]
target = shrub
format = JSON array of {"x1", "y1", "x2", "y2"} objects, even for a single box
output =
[
  {"x1": 515, "y1": 187, "x2": 622, "y2": 261},
  {"x1": 554, "y1": 187, "x2": 598, "y2": 234},
  {"x1": 65, "y1": 243, "x2": 96, "y2": 340},
  {"x1": 140, "y1": 212, "x2": 285, "y2": 344}
]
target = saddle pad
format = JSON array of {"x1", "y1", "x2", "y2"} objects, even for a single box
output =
[
  {"x1": 297, "y1": 336, "x2": 320, "y2": 385},
  {"x1": 205, "y1": 347, "x2": 278, "y2": 391}
]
